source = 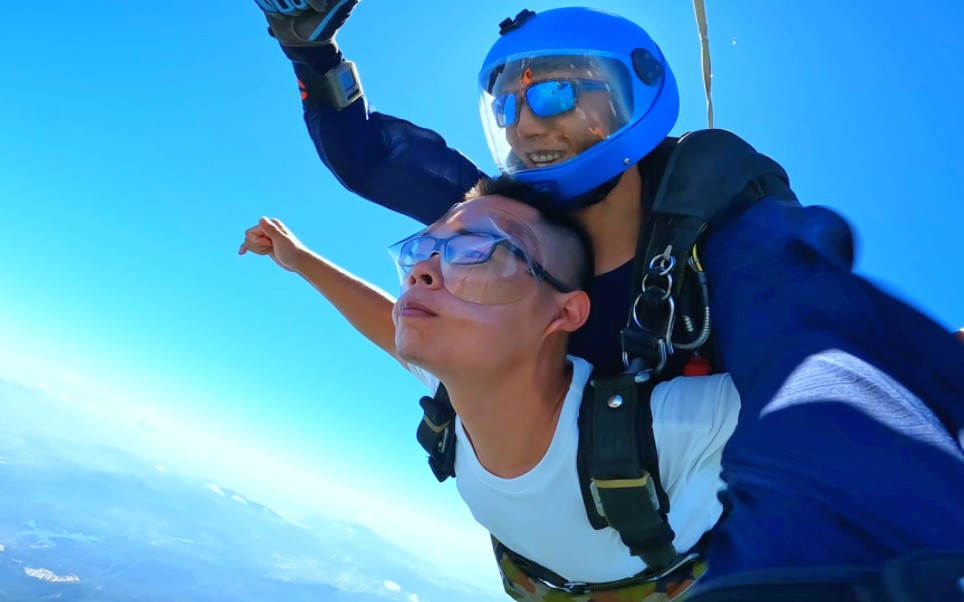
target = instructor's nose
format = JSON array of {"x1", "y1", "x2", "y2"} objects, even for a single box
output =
[{"x1": 515, "y1": 102, "x2": 551, "y2": 138}]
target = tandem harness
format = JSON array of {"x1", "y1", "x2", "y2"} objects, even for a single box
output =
[{"x1": 416, "y1": 129, "x2": 798, "y2": 590}]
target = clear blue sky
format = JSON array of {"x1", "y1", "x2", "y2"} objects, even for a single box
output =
[{"x1": 2, "y1": 0, "x2": 962, "y2": 581}]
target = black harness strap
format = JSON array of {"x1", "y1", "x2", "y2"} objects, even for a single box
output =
[
  {"x1": 579, "y1": 129, "x2": 801, "y2": 576},
  {"x1": 418, "y1": 375, "x2": 679, "y2": 573},
  {"x1": 624, "y1": 129, "x2": 797, "y2": 372},
  {"x1": 416, "y1": 384, "x2": 456, "y2": 482},
  {"x1": 580, "y1": 374, "x2": 677, "y2": 571}
]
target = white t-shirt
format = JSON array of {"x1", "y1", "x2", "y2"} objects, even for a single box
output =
[{"x1": 410, "y1": 356, "x2": 740, "y2": 583}]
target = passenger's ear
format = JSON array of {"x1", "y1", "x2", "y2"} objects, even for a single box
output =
[{"x1": 546, "y1": 290, "x2": 591, "y2": 335}]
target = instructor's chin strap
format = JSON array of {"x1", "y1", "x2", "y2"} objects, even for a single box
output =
[{"x1": 569, "y1": 174, "x2": 623, "y2": 209}]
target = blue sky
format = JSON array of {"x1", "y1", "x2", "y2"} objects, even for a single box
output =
[{"x1": 2, "y1": 0, "x2": 962, "y2": 590}]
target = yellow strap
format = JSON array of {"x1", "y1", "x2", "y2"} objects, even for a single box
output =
[
  {"x1": 594, "y1": 476, "x2": 651, "y2": 489},
  {"x1": 422, "y1": 416, "x2": 450, "y2": 433},
  {"x1": 693, "y1": 0, "x2": 714, "y2": 128}
]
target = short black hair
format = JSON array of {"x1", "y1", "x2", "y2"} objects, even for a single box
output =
[{"x1": 464, "y1": 176, "x2": 595, "y2": 292}]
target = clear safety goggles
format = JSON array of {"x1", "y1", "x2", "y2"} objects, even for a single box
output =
[{"x1": 388, "y1": 204, "x2": 573, "y2": 305}]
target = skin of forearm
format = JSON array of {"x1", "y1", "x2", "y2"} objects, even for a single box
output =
[{"x1": 293, "y1": 249, "x2": 399, "y2": 359}]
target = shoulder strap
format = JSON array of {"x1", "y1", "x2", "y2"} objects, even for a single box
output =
[
  {"x1": 649, "y1": 129, "x2": 796, "y2": 222},
  {"x1": 574, "y1": 131, "x2": 799, "y2": 573},
  {"x1": 624, "y1": 129, "x2": 799, "y2": 375},
  {"x1": 577, "y1": 373, "x2": 678, "y2": 573},
  {"x1": 416, "y1": 383, "x2": 457, "y2": 482}
]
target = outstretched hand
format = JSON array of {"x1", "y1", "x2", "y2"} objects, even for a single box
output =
[{"x1": 239, "y1": 217, "x2": 310, "y2": 273}]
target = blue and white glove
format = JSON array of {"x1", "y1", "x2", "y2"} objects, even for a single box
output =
[{"x1": 254, "y1": 0, "x2": 360, "y2": 46}]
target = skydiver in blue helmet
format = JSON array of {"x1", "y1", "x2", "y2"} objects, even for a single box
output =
[{"x1": 252, "y1": 2, "x2": 964, "y2": 599}]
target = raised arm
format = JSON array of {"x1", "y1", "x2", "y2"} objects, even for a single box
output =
[
  {"x1": 291, "y1": 46, "x2": 487, "y2": 225},
  {"x1": 254, "y1": 1, "x2": 487, "y2": 226},
  {"x1": 240, "y1": 217, "x2": 398, "y2": 359}
]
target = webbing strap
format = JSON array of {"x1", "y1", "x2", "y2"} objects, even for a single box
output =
[
  {"x1": 624, "y1": 130, "x2": 799, "y2": 374},
  {"x1": 416, "y1": 385, "x2": 456, "y2": 482},
  {"x1": 494, "y1": 535, "x2": 705, "y2": 596},
  {"x1": 584, "y1": 375, "x2": 678, "y2": 571},
  {"x1": 588, "y1": 376, "x2": 651, "y2": 479}
]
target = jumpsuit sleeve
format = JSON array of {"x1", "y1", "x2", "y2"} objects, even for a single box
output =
[
  {"x1": 281, "y1": 43, "x2": 489, "y2": 226},
  {"x1": 703, "y1": 197, "x2": 964, "y2": 438},
  {"x1": 695, "y1": 198, "x2": 964, "y2": 580}
]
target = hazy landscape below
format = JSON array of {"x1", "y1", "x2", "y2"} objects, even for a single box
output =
[{"x1": 0, "y1": 378, "x2": 501, "y2": 602}]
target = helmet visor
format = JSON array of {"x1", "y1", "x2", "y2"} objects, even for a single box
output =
[{"x1": 480, "y1": 52, "x2": 635, "y2": 175}]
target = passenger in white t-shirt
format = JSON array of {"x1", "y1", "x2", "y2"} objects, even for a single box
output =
[
  {"x1": 240, "y1": 177, "x2": 739, "y2": 594},
  {"x1": 407, "y1": 359, "x2": 737, "y2": 584}
]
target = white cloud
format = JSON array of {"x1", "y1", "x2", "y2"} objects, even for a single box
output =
[
  {"x1": 383, "y1": 580, "x2": 401, "y2": 592},
  {"x1": 206, "y1": 484, "x2": 225, "y2": 496}
]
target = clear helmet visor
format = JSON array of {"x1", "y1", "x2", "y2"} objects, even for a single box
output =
[
  {"x1": 388, "y1": 202, "x2": 551, "y2": 305},
  {"x1": 480, "y1": 52, "x2": 635, "y2": 175}
]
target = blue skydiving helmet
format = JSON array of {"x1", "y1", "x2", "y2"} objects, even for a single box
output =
[{"x1": 479, "y1": 8, "x2": 680, "y2": 206}]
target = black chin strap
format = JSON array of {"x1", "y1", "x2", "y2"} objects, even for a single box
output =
[{"x1": 568, "y1": 173, "x2": 624, "y2": 208}]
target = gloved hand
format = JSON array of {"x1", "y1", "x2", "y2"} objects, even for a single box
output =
[{"x1": 254, "y1": 0, "x2": 360, "y2": 47}]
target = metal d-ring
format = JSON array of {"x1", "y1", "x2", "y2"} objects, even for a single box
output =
[{"x1": 648, "y1": 249, "x2": 676, "y2": 276}]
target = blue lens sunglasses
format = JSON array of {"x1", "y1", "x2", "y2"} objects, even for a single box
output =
[{"x1": 492, "y1": 79, "x2": 611, "y2": 128}]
